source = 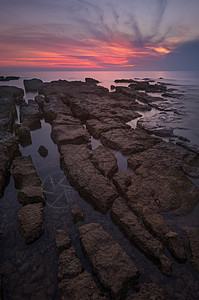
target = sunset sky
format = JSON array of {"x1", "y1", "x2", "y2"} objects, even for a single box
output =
[{"x1": 1, "y1": 0, "x2": 199, "y2": 71}]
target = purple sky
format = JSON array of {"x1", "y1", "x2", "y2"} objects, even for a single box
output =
[{"x1": 1, "y1": 0, "x2": 199, "y2": 70}]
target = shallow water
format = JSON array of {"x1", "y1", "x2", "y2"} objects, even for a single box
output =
[{"x1": 1, "y1": 71, "x2": 199, "y2": 299}]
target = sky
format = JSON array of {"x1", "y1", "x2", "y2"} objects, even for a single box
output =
[{"x1": 0, "y1": 0, "x2": 199, "y2": 71}]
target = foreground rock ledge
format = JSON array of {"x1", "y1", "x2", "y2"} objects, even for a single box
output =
[
  {"x1": 18, "y1": 203, "x2": 44, "y2": 244},
  {"x1": 79, "y1": 222, "x2": 139, "y2": 299}
]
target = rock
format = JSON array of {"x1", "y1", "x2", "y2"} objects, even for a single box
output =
[
  {"x1": 17, "y1": 125, "x2": 32, "y2": 147},
  {"x1": 92, "y1": 145, "x2": 118, "y2": 178},
  {"x1": 71, "y1": 205, "x2": 86, "y2": 223},
  {"x1": 12, "y1": 156, "x2": 42, "y2": 189},
  {"x1": 126, "y1": 283, "x2": 165, "y2": 300},
  {"x1": 43, "y1": 95, "x2": 72, "y2": 123},
  {"x1": 17, "y1": 203, "x2": 44, "y2": 244},
  {"x1": 110, "y1": 85, "x2": 115, "y2": 90},
  {"x1": 38, "y1": 145, "x2": 48, "y2": 157},
  {"x1": 55, "y1": 230, "x2": 71, "y2": 253},
  {"x1": 129, "y1": 81, "x2": 167, "y2": 93},
  {"x1": 110, "y1": 198, "x2": 172, "y2": 276},
  {"x1": 184, "y1": 228, "x2": 199, "y2": 272},
  {"x1": 20, "y1": 101, "x2": 42, "y2": 130},
  {"x1": 0, "y1": 85, "x2": 24, "y2": 101},
  {"x1": 0, "y1": 76, "x2": 20, "y2": 81},
  {"x1": 51, "y1": 124, "x2": 90, "y2": 145},
  {"x1": 112, "y1": 172, "x2": 132, "y2": 194},
  {"x1": 58, "y1": 271, "x2": 105, "y2": 300},
  {"x1": 57, "y1": 247, "x2": 83, "y2": 281},
  {"x1": 127, "y1": 142, "x2": 199, "y2": 216},
  {"x1": 0, "y1": 132, "x2": 18, "y2": 198},
  {"x1": 85, "y1": 77, "x2": 99, "y2": 84},
  {"x1": 35, "y1": 95, "x2": 45, "y2": 108},
  {"x1": 100, "y1": 128, "x2": 160, "y2": 155},
  {"x1": 23, "y1": 78, "x2": 43, "y2": 91},
  {"x1": 86, "y1": 118, "x2": 130, "y2": 139},
  {"x1": 114, "y1": 79, "x2": 135, "y2": 83},
  {"x1": 18, "y1": 185, "x2": 46, "y2": 206},
  {"x1": 60, "y1": 144, "x2": 118, "y2": 213},
  {"x1": 79, "y1": 223, "x2": 139, "y2": 299}
]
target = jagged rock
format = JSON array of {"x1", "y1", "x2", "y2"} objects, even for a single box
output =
[
  {"x1": 86, "y1": 118, "x2": 130, "y2": 139},
  {"x1": 51, "y1": 124, "x2": 90, "y2": 145},
  {"x1": 79, "y1": 223, "x2": 139, "y2": 299},
  {"x1": 57, "y1": 247, "x2": 83, "y2": 281},
  {"x1": 17, "y1": 203, "x2": 44, "y2": 244},
  {"x1": 127, "y1": 283, "x2": 165, "y2": 300},
  {"x1": 111, "y1": 198, "x2": 172, "y2": 276},
  {"x1": 60, "y1": 144, "x2": 118, "y2": 213},
  {"x1": 184, "y1": 228, "x2": 199, "y2": 272},
  {"x1": 71, "y1": 205, "x2": 86, "y2": 223},
  {"x1": 85, "y1": 77, "x2": 99, "y2": 84},
  {"x1": 92, "y1": 145, "x2": 118, "y2": 178},
  {"x1": 100, "y1": 128, "x2": 160, "y2": 155},
  {"x1": 18, "y1": 186, "x2": 46, "y2": 206},
  {"x1": 43, "y1": 95, "x2": 72, "y2": 123},
  {"x1": 55, "y1": 230, "x2": 71, "y2": 253},
  {"x1": 38, "y1": 145, "x2": 48, "y2": 157},
  {"x1": 58, "y1": 271, "x2": 106, "y2": 300},
  {"x1": 23, "y1": 78, "x2": 43, "y2": 91},
  {"x1": 12, "y1": 156, "x2": 42, "y2": 189},
  {"x1": 52, "y1": 114, "x2": 81, "y2": 126}
]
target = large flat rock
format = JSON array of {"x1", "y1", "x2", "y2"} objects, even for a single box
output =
[
  {"x1": 79, "y1": 223, "x2": 139, "y2": 299},
  {"x1": 100, "y1": 128, "x2": 160, "y2": 155},
  {"x1": 51, "y1": 124, "x2": 90, "y2": 145},
  {"x1": 17, "y1": 203, "x2": 44, "y2": 244},
  {"x1": 111, "y1": 198, "x2": 172, "y2": 275},
  {"x1": 60, "y1": 144, "x2": 118, "y2": 213}
]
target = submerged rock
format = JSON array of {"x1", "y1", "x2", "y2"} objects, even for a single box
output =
[
  {"x1": 79, "y1": 222, "x2": 139, "y2": 299},
  {"x1": 17, "y1": 203, "x2": 44, "y2": 244}
]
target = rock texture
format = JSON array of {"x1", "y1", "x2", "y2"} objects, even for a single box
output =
[
  {"x1": 55, "y1": 229, "x2": 105, "y2": 299},
  {"x1": 79, "y1": 223, "x2": 139, "y2": 299},
  {"x1": 12, "y1": 155, "x2": 45, "y2": 243},
  {"x1": 185, "y1": 228, "x2": 199, "y2": 272},
  {"x1": 111, "y1": 198, "x2": 172, "y2": 275},
  {"x1": 71, "y1": 205, "x2": 86, "y2": 223},
  {"x1": 127, "y1": 283, "x2": 165, "y2": 300},
  {"x1": 20, "y1": 100, "x2": 42, "y2": 130},
  {"x1": 38, "y1": 145, "x2": 48, "y2": 157},
  {"x1": 23, "y1": 78, "x2": 43, "y2": 91}
]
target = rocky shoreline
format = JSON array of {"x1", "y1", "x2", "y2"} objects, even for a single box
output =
[{"x1": 0, "y1": 77, "x2": 199, "y2": 299}]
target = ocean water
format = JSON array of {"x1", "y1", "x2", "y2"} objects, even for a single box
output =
[
  {"x1": 1, "y1": 70, "x2": 199, "y2": 299},
  {"x1": 1, "y1": 70, "x2": 199, "y2": 147}
]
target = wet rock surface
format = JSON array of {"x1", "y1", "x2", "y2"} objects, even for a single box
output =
[
  {"x1": 12, "y1": 155, "x2": 45, "y2": 243},
  {"x1": 38, "y1": 145, "x2": 48, "y2": 157},
  {"x1": 1, "y1": 77, "x2": 199, "y2": 299},
  {"x1": 185, "y1": 228, "x2": 199, "y2": 272},
  {"x1": 71, "y1": 205, "x2": 86, "y2": 223},
  {"x1": 55, "y1": 229, "x2": 105, "y2": 299},
  {"x1": 79, "y1": 223, "x2": 139, "y2": 299}
]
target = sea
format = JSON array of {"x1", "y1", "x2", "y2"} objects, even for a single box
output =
[{"x1": 0, "y1": 70, "x2": 199, "y2": 299}]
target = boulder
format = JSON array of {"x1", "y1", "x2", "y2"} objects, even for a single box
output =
[
  {"x1": 79, "y1": 223, "x2": 139, "y2": 299},
  {"x1": 92, "y1": 145, "x2": 118, "y2": 178},
  {"x1": 20, "y1": 101, "x2": 42, "y2": 130},
  {"x1": 0, "y1": 86, "x2": 24, "y2": 101},
  {"x1": 38, "y1": 145, "x2": 48, "y2": 157},
  {"x1": 85, "y1": 77, "x2": 99, "y2": 84},
  {"x1": 17, "y1": 203, "x2": 44, "y2": 244},
  {"x1": 17, "y1": 125, "x2": 32, "y2": 147},
  {"x1": 35, "y1": 95, "x2": 45, "y2": 109},
  {"x1": 111, "y1": 198, "x2": 172, "y2": 276},
  {"x1": 71, "y1": 205, "x2": 86, "y2": 223}
]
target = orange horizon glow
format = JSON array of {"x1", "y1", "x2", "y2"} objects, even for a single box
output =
[{"x1": 0, "y1": 37, "x2": 176, "y2": 70}]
